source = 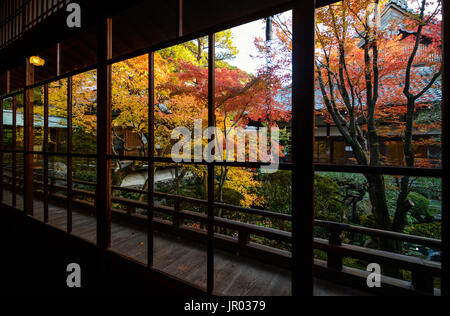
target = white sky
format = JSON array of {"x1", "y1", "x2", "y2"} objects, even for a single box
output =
[
  {"x1": 225, "y1": 10, "x2": 292, "y2": 75},
  {"x1": 226, "y1": 19, "x2": 267, "y2": 75}
]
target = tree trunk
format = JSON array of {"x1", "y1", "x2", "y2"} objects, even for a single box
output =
[
  {"x1": 393, "y1": 97, "x2": 415, "y2": 233},
  {"x1": 365, "y1": 173, "x2": 400, "y2": 257},
  {"x1": 366, "y1": 174, "x2": 390, "y2": 230}
]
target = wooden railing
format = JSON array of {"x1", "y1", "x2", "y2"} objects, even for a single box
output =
[
  {"x1": 0, "y1": 169, "x2": 442, "y2": 295},
  {"x1": 314, "y1": 220, "x2": 441, "y2": 294}
]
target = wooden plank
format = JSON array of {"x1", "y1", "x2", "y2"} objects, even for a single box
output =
[
  {"x1": 171, "y1": 247, "x2": 207, "y2": 287},
  {"x1": 154, "y1": 241, "x2": 193, "y2": 271},
  {"x1": 212, "y1": 252, "x2": 242, "y2": 294},
  {"x1": 266, "y1": 272, "x2": 292, "y2": 296},
  {"x1": 111, "y1": 229, "x2": 147, "y2": 264}
]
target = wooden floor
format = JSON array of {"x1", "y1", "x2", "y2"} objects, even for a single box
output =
[{"x1": 1, "y1": 190, "x2": 371, "y2": 296}]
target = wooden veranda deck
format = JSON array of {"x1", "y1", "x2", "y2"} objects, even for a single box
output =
[{"x1": 0, "y1": 190, "x2": 371, "y2": 296}]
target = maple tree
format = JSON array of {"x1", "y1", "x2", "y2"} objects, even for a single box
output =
[
  {"x1": 154, "y1": 33, "x2": 291, "y2": 209},
  {"x1": 103, "y1": 30, "x2": 291, "y2": 210},
  {"x1": 265, "y1": 0, "x2": 441, "y2": 242},
  {"x1": 45, "y1": 71, "x2": 98, "y2": 154}
]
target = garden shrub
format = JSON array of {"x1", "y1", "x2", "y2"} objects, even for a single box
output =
[
  {"x1": 407, "y1": 192, "x2": 432, "y2": 223},
  {"x1": 406, "y1": 222, "x2": 441, "y2": 240},
  {"x1": 314, "y1": 174, "x2": 343, "y2": 222}
]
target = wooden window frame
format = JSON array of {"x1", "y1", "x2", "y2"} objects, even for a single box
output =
[{"x1": 0, "y1": 0, "x2": 447, "y2": 296}]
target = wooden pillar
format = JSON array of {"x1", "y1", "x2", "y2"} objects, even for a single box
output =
[
  {"x1": 96, "y1": 14, "x2": 112, "y2": 249},
  {"x1": 67, "y1": 76, "x2": 73, "y2": 233},
  {"x1": 327, "y1": 224, "x2": 343, "y2": 271},
  {"x1": 6, "y1": 70, "x2": 10, "y2": 94},
  {"x1": 44, "y1": 83, "x2": 48, "y2": 223},
  {"x1": 177, "y1": 0, "x2": 183, "y2": 37},
  {"x1": 292, "y1": 0, "x2": 316, "y2": 296},
  {"x1": 207, "y1": 32, "x2": 216, "y2": 295},
  {"x1": 56, "y1": 43, "x2": 61, "y2": 76},
  {"x1": 442, "y1": 0, "x2": 450, "y2": 297},
  {"x1": 24, "y1": 57, "x2": 34, "y2": 216},
  {"x1": 148, "y1": 52, "x2": 155, "y2": 267},
  {"x1": 12, "y1": 95, "x2": 16, "y2": 207},
  {"x1": 0, "y1": 98, "x2": 3, "y2": 203}
]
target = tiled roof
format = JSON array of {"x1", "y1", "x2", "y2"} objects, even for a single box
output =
[
  {"x1": 315, "y1": 64, "x2": 442, "y2": 110},
  {"x1": 2, "y1": 109, "x2": 67, "y2": 127},
  {"x1": 387, "y1": 0, "x2": 409, "y2": 11}
]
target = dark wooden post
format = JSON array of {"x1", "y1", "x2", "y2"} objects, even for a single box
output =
[
  {"x1": 97, "y1": 15, "x2": 112, "y2": 249},
  {"x1": 12, "y1": 95, "x2": 16, "y2": 207},
  {"x1": 125, "y1": 202, "x2": 135, "y2": 216},
  {"x1": 207, "y1": 33, "x2": 216, "y2": 295},
  {"x1": 43, "y1": 83, "x2": 48, "y2": 223},
  {"x1": 292, "y1": 0, "x2": 316, "y2": 296},
  {"x1": 56, "y1": 43, "x2": 61, "y2": 77},
  {"x1": 177, "y1": 0, "x2": 183, "y2": 37},
  {"x1": 327, "y1": 223, "x2": 343, "y2": 271},
  {"x1": 24, "y1": 57, "x2": 34, "y2": 216},
  {"x1": 238, "y1": 230, "x2": 250, "y2": 246},
  {"x1": 173, "y1": 197, "x2": 181, "y2": 229},
  {"x1": 6, "y1": 71, "x2": 10, "y2": 95},
  {"x1": 0, "y1": 97, "x2": 3, "y2": 203},
  {"x1": 148, "y1": 51, "x2": 155, "y2": 268},
  {"x1": 67, "y1": 76, "x2": 73, "y2": 233},
  {"x1": 442, "y1": 0, "x2": 450, "y2": 297}
]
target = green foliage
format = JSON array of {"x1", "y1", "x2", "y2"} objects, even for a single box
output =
[
  {"x1": 72, "y1": 130, "x2": 97, "y2": 153},
  {"x1": 314, "y1": 249, "x2": 327, "y2": 261},
  {"x1": 407, "y1": 192, "x2": 432, "y2": 223},
  {"x1": 278, "y1": 127, "x2": 291, "y2": 161},
  {"x1": 384, "y1": 179, "x2": 400, "y2": 217},
  {"x1": 406, "y1": 222, "x2": 442, "y2": 240},
  {"x1": 360, "y1": 213, "x2": 395, "y2": 229},
  {"x1": 323, "y1": 172, "x2": 366, "y2": 187},
  {"x1": 314, "y1": 174, "x2": 343, "y2": 222},
  {"x1": 158, "y1": 30, "x2": 238, "y2": 68},
  {"x1": 411, "y1": 177, "x2": 442, "y2": 200},
  {"x1": 416, "y1": 103, "x2": 441, "y2": 125},
  {"x1": 72, "y1": 167, "x2": 96, "y2": 183},
  {"x1": 360, "y1": 214, "x2": 377, "y2": 228},
  {"x1": 258, "y1": 170, "x2": 291, "y2": 215}
]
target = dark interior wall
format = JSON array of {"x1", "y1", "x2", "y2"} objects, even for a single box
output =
[
  {"x1": 0, "y1": 0, "x2": 338, "y2": 73},
  {"x1": 0, "y1": 0, "x2": 294, "y2": 72},
  {"x1": 0, "y1": 205, "x2": 205, "y2": 295}
]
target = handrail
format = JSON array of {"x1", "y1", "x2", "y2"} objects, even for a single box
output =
[{"x1": 315, "y1": 220, "x2": 441, "y2": 248}]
